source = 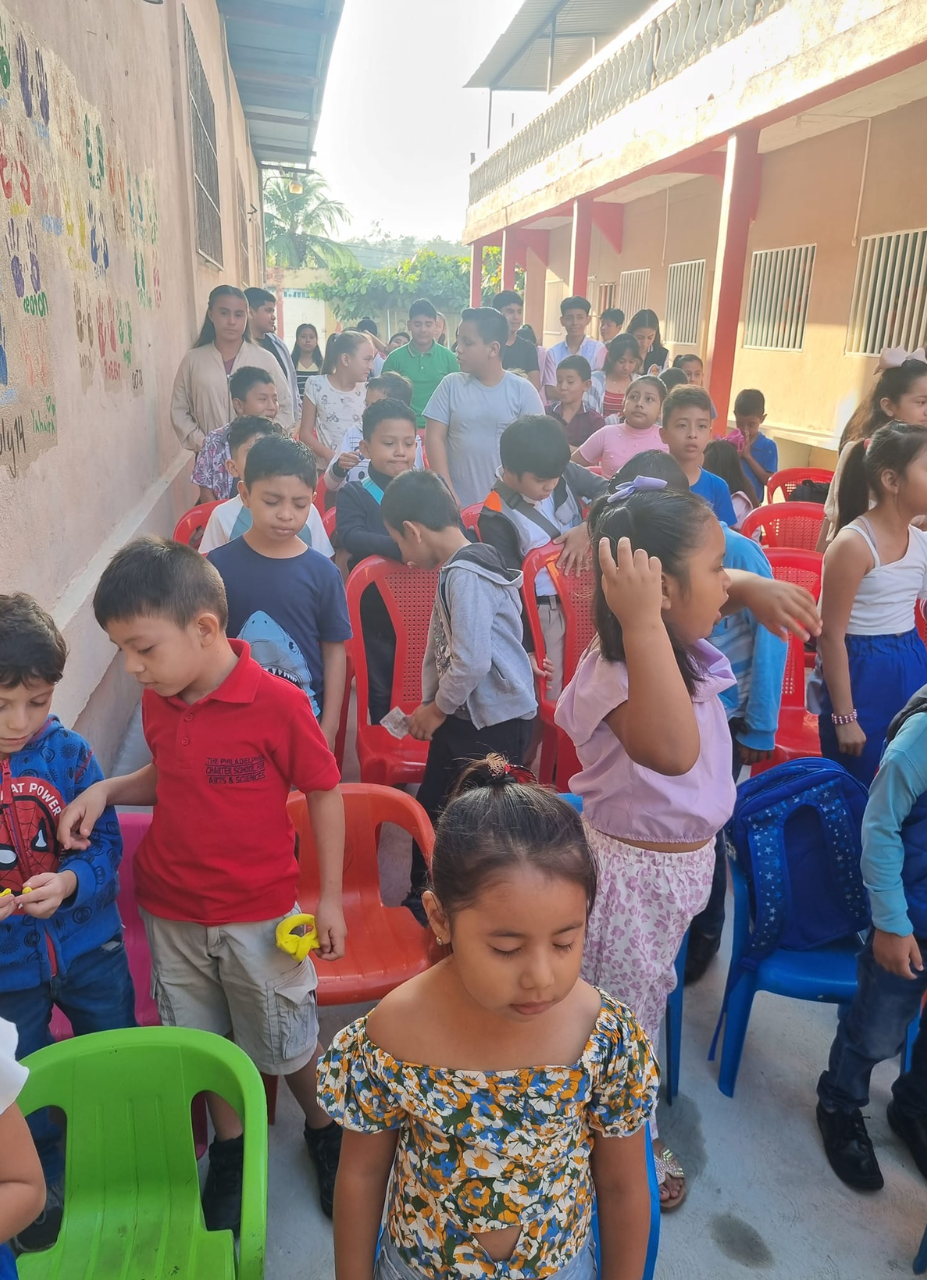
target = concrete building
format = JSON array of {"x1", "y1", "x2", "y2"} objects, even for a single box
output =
[
  {"x1": 463, "y1": 0, "x2": 927, "y2": 466},
  {"x1": 0, "y1": 0, "x2": 342, "y2": 766}
]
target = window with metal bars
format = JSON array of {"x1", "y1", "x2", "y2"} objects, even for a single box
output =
[
  {"x1": 619, "y1": 269, "x2": 649, "y2": 319},
  {"x1": 237, "y1": 172, "x2": 249, "y2": 285},
  {"x1": 184, "y1": 11, "x2": 222, "y2": 267},
  {"x1": 596, "y1": 283, "x2": 617, "y2": 317},
  {"x1": 846, "y1": 228, "x2": 927, "y2": 357},
  {"x1": 743, "y1": 245, "x2": 815, "y2": 351},
  {"x1": 665, "y1": 259, "x2": 706, "y2": 346}
]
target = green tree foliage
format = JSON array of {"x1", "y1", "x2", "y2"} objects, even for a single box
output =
[{"x1": 263, "y1": 174, "x2": 357, "y2": 270}]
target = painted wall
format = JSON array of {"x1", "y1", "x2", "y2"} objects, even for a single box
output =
[{"x1": 0, "y1": 0, "x2": 262, "y2": 766}]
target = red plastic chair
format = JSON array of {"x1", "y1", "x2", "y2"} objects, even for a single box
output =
[
  {"x1": 313, "y1": 472, "x2": 328, "y2": 514},
  {"x1": 917, "y1": 600, "x2": 927, "y2": 648},
  {"x1": 345, "y1": 558, "x2": 437, "y2": 784},
  {"x1": 767, "y1": 467, "x2": 833, "y2": 504},
  {"x1": 322, "y1": 506, "x2": 336, "y2": 540},
  {"x1": 740, "y1": 502, "x2": 825, "y2": 551},
  {"x1": 287, "y1": 785, "x2": 438, "y2": 1004},
  {"x1": 172, "y1": 501, "x2": 221, "y2": 547},
  {"x1": 522, "y1": 545, "x2": 596, "y2": 789},
  {"x1": 460, "y1": 504, "x2": 483, "y2": 537}
]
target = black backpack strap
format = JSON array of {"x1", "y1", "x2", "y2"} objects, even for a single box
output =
[{"x1": 492, "y1": 479, "x2": 563, "y2": 541}]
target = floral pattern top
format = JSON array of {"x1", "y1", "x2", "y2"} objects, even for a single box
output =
[
  {"x1": 191, "y1": 423, "x2": 235, "y2": 499},
  {"x1": 318, "y1": 990, "x2": 658, "y2": 1280}
]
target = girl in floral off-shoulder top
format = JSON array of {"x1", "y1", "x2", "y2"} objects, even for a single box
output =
[{"x1": 318, "y1": 758, "x2": 658, "y2": 1280}]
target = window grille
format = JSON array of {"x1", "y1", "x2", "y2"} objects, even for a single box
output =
[
  {"x1": 846, "y1": 228, "x2": 927, "y2": 357},
  {"x1": 744, "y1": 245, "x2": 815, "y2": 350},
  {"x1": 619, "y1": 269, "x2": 649, "y2": 318},
  {"x1": 237, "y1": 172, "x2": 249, "y2": 285},
  {"x1": 185, "y1": 11, "x2": 222, "y2": 266},
  {"x1": 665, "y1": 259, "x2": 706, "y2": 345},
  {"x1": 596, "y1": 283, "x2": 617, "y2": 316}
]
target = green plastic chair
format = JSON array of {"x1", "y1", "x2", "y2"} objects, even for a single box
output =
[{"x1": 16, "y1": 1027, "x2": 268, "y2": 1280}]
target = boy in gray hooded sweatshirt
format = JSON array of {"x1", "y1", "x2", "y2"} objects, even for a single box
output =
[{"x1": 382, "y1": 470, "x2": 537, "y2": 914}]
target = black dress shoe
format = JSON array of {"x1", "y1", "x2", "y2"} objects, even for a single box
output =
[
  {"x1": 305, "y1": 1120, "x2": 342, "y2": 1218},
  {"x1": 816, "y1": 1102, "x2": 883, "y2": 1191},
  {"x1": 202, "y1": 1135, "x2": 244, "y2": 1235},
  {"x1": 888, "y1": 1100, "x2": 927, "y2": 1180},
  {"x1": 684, "y1": 931, "x2": 722, "y2": 986}
]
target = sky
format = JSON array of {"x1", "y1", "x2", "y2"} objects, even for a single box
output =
[{"x1": 312, "y1": 0, "x2": 547, "y2": 242}]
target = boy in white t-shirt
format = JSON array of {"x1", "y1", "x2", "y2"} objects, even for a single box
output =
[
  {"x1": 0, "y1": 1017, "x2": 44, "y2": 1260},
  {"x1": 199, "y1": 417, "x2": 333, "y2": 557}
]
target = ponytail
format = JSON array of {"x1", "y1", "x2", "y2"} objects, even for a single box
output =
[
  {"x1": 836, "y1": 420, "x2": 927, "y2": 530},
  {"x1": 321, "y1": 329, "x2": 368, "y2": 376}
]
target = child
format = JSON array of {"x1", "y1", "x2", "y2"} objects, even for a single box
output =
[
  {"x1": 386, "y1": 331, "x2": 410, "y2": 354},
  {"x1": 319, "y1": 758, "x2": 658, "y2": 1280},
  {"x1": 492, "y1": 289, "x2": 541, "y2": 391},
  {"x1": 599, "y1": 306, "x2": 626, "y2": 344},
  {"x1": 381, "y1": 470, "x2": 538, "y2": 912},
  {"x1": 573, "y1": 375, "x2": 668, "y2": 479},
  {"x1": 58, "y1": 538, "x2": 347, "y2": 1224},
  {"x1": 815, "y1": 421, "x2": 927, "y2": 786},
  {"x1": 704, "y1": 438, "x2": 755, "y2": 529},
  {"x1": 671, "y1": 353, "x2": 719, "y2": 418},
  {"x1": 335, "y1": 399, "x2": 420, "y2": 725},
  {"x1": 424, "y1": 307, "x2": 544, "y2": 509},
  {"x1": 0, "y1": 595, "x2": 136, "y2": 1252},
  {"x1": 555, "y1": 486, "x2": 819, "y2": 1204},
  {"x1": 550, "y1": 356, "x2": 605, "y2": 446},
  {"x1": 586, "y1": 335, "x2": 641, "y2": 419},
  {"x1": 207, "y1": 436, "x2": 350, "y2": 751},
  {"x1": 817, "y1": 684, "x2": 927, "y2": 1192},
  {"x1": 198, "y1": 418, "x2": 333, "y2": 557},
  {"x1": 355, "y1": 318, "x2": 386, "y2": 375},
  {"x1": 733, "y1": 388, "x2": 777, "y2": 504},
  {"x1": 291, "y1": 323, "x2": 323, "y2": 402},
  {"x1": 0, "y1": 1018, "x2": 44, "y2": 1266},
  {"x1": 381, "y1": 299, "x2": 459, "y2": 426},
  {"x1": 299, "y1": 330, "x2": 375, "y2": 467},
  {"x1": 324, "y1": 371, "x2": 420, "y2": 493},
  {"x1": 244, "y1": 286, "x2": 300, "y2": 417},
  {"x1": 659, "y1": 368, "x2": 688, "y2": 394},
  {"x1": 660, "y1": 385, "x2": 737, "y2": 525},
  {"x1": 479, "y1": 415, "x2": 606, "y2": 699},
  {"x1": 626, "y1": 309, "x2": 669, "y2": 375},
  {"x1": 192, "y1": 366, "x2": 279, "y2": 504},
  {"x1": 542, "y1": 296, "x2": 606, "y2": 398}
]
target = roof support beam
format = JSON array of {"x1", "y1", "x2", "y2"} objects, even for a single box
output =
[
  {"x1": 591, "y1": 202, "x2": 623, "y2": 255},
  {"x1": 233, "y1": 69, "x2": 319, "y2": 90},
  {"x1": 220, "y1": 2, "x2": 336, "y2": 33}
]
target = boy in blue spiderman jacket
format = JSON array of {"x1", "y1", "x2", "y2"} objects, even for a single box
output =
[{"x1": 0, "y1": 594, "x2": 134, "y2": 1252}]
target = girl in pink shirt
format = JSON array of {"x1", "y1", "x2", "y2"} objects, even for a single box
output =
[{"x1": 571, "y1": 376, "x2": 667, "y2": 479}]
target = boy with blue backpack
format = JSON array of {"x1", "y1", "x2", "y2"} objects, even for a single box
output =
[{"x1": 817, "y1": 683, "x2": 927, "y2": 1191}]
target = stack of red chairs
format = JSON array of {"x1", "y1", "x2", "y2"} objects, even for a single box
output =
[
  {"x1": 766, "y1": 467, "x2": 833, "y2": 503},
  {"x1": 740, "y1": 502, "x2": 825, "y2": 551}
]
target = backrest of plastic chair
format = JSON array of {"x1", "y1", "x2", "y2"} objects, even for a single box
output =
[
  {"x1": 917, "y1": 599, "x2": 927, "y2": 647},
  {"x1": 346, "y1": 558, "x2": 439, "y2": 717},
  {"x1": 322, "y1": 506, "x2": 337, "y2": 539},
  {"x1": 172, "y1": 501, "x2": 221, "y2": 546},
  {"x1": 740, "y1": 502, "x2": 824, "y2": 550},
  {"x1": 767, "y1": 467, "x2": 833, "y2": 503},
  {"x1": 522, "y1": 544, "x2": 595, "y2": 716},
  {"x1": 763, "y1": 548, "x2": 823, "y2": 600},
  {"x1": 460, "y1": 504, "x2": 483, "y2": 537},
  {"x1": 313, "y1": 472, "x2": 328, "y2": 514}
]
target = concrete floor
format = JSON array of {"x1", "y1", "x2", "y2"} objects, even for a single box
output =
[{"x1": 113, "y1": 703, "x2": 927, "y2": 1279}]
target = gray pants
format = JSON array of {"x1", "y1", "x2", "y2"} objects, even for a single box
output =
[{"x1": 375, "y1": 1237, "x2": 597, "y2": 1280}]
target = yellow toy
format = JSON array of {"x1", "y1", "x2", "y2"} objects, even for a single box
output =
[{"x1": 275, "y1": 913, "x2": 320, "y2": 962}]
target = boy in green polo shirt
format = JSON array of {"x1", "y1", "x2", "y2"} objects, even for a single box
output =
[{"x1": 381, "y1": 298, "x2": 458, "y2": 425}]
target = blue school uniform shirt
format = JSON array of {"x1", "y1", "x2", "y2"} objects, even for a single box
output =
[
  {"x1": 691, "y1": 468, "x2": 737, "y2": 526},
  {"x1": 862, "y1": 712, "x2": 927, "y2": 937},
  {"x1": 740, "y1": 432, "x2": 778, "y2": 502},
  {"x1": 207, "y1": 539, "x2": 351, "y2": 719}
]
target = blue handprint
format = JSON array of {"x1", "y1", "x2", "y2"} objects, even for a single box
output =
[
  {"x1": 15, "y1": 35, "x2": 30, "y2": 119},
  {"x1": 25, "y1": 219, "x2": 39, "y2": 293},
  {"x1": 31, "y1": 49, "x2": 48, "y2": 127},
  {"x1": 0, "y1": 315, "x2": 8, "y2": 387},
  {"x1": 99, "y1": 209, "x2": 109, "y2": 270},
  {"x1": 5, "y1": 219, "x2": 23, "y2": 299},
  {"x1": 87, "y1": 200, "x2": 98, "y2": 264}
]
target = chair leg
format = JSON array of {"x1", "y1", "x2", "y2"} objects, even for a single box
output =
[
  {"x1": 717, "y1": 972, "x2": 759, "y2": 1098},
  {"x1": 904, "y1": 1013, "x2": 921, "y2": 1075},
  {"x1": 915, "y1": 1221, "x2": 927, "y2": 1275},
  {"x1": 664, "y1": 932, "x2": 690, "y2": 1105}
]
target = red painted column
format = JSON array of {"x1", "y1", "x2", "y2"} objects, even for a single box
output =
[
  {"x1": 501, "y1": 228, "x2": 519, "y2": 290},
  {"x1": 705, "y1": 129, "x2": 761, "y2": 433},
  {"x1": 569, "y1": 197, "x2": 593, "y2": 298},
  {"x1": 470, "y1": 240, "x2": 483, "y2": 307}
]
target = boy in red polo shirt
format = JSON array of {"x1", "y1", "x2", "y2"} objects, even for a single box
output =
[{"x1": 57, "y1": 537, "x2": 346, "y2": 1228}]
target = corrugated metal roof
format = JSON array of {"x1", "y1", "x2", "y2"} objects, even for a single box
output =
[
  {"x1": 217, "y1": 0, "x2": 344, "y2": 168},
  {"x1": 465, "y1": 0, "x2": 650, "y2": 91}
]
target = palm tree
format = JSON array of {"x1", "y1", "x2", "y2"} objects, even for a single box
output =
[{"x1": 263, "y1": 173, "x2": 357, "y2": 269}]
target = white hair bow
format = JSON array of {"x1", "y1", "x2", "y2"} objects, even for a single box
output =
[{"x1": 878, "y1": 346, "x2": 927, "y2": 372}]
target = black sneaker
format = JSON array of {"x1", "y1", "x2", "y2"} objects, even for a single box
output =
[
  {"x1": 12, "y1": 1180, "x2": 63, "y2": 1253},
  {"x1": 304, "y1": 1120, "x2": 342, "y2": 1218},
  {"x1": 816, "y1": 1102, "x2": 884, "y2": 1190},
  {"x1": 888, "y1": 1100, "x2": 927, "y2": 1180},
  {"x1": 202, "y1": 1134, "x2": 243, "y2": 1235},
  {"x1": 684, "y1": 931, "x2": 722, "y2": 986}
]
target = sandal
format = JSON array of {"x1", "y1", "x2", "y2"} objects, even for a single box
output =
[{"x1": 654, "y1": 1143, "x2": 687, "y2": 1212}]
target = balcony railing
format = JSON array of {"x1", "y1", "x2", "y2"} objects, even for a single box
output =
[{"x1": 469, "y1": 0, "x2": 789, "y2": 207}]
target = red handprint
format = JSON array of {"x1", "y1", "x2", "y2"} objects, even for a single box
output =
[
  {"x1": 106, "y1": 297, "x2": 116, "y2": 353},
  {"x1": 15, "y1": 129, "x2": 30, "y2": 206},
  {"x1": 0, "y1": 123, "x2": 11, "y2": 202}
]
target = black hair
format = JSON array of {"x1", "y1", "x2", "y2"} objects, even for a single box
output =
[
  {"x1": 836, "y1": 421, "x2": 927, "y2": 530},
  {"x1": 734, "y1": 388, "x2": 765, "y2": 418},
  {"x1": 662, "y1": 384, "x2": 712, "y2": 424},
  {"x1": 517, "y1": 324, "x2": 538, "y2": 345},
  {"x1": 0, "y1": 594, "x2": 68, "y2": 688},
  {"x1": 460, "y1": 306, "x2": 509, "y2": 349},
  {"x1": 625, "y1": 374, "x2": 667, "y2": 405},
  {"x1": 430, "y1": 756, "x2": 596, "y2": 918},
  {"x1": 839, "y1": 360, "x2": 927, "y2": 451},
  {"x1": 603, "y1": 334, "x2": 640, "y2": 377},
  {"x1": 229, "y1": 365, "x2": 274, "y2": 403},
  {"x1": 367, "y1": 371, "x2": 413, "y2": 406},
  {"x1": 409, "y1": 298, "x2": 437, "y2": 321},
  {"x1": 355, "y1": 317, "x2": 379, "y2": 336},
  {"x1": 704, "y1": 439, "x2": 753, "y2": 506},
  {"x1": 244, "y1": 286, "x2": 275, "y2": 310},
  {"x1": 381, "y1": 469, "x2": 458, "y2": 533},
  {"x1": 492, "y1": 290, "x2": 523, "y2": 310},
  {"x1": 588, "y1": 489, "x2": 715, "y2": 695},
  {"x1": 243, "y1": 434, "x2": 318, "y2": 490},
  {"x1": 610, "y1": 449, "x2": 688, "y2": 493},
  {"x1": 291, "y1": 323, "x2": 322, "y2": 370},
  {"x1": 561, "y1": 296, "x2": 591, "y2": 316},
  {"x1": 194, "y1": 285, "x2": 251, "y2": 348},
  {"x1": 321, "y1": 330, "x2": 370, "y2": 376},
  {"x1": 93, "y1": 537, "x2": 228, "y2": 630},
  {"x1": 660, "y1": 368, "x2": 688, "y2": 392},
  {"x1": 600, "y1": 307, "x2": 625, "y2": 328},
  {"x1": 557, "y1": 355, "x2": 592, "y2": 381},
  {"x1": 673, "y1": 353, "x2": 703, "y2": 370},
  {"x1": 362, "y1": 398, "x2": 417, "y2": 441},
  {"x1": 226, "y1": 416, "x2": 275, "y2": 456},
  {"x1": 500, "y1": 415, "x2": 570, "y2": 479},
  {"x1": 390, "y1": 331, "x2": 411, "y2": 344},
  {"x1": 626, "y1": 309, "x2": 663, "y2": 350}
]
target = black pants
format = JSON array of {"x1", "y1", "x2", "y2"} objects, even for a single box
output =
[
  {"x1": 409, "y1": 714, "x2": 533, "y2": 892},
  {"x1": 361, "y1": 587, "x2": 397, "y2": 727}
]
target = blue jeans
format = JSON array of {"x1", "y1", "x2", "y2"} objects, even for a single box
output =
[
  {"x1": 817, "y1": 934, "x2": 927, "y2": 1115},
  {"x1": 0, "y1": 936, "x2": 137, "y2": 1183}
]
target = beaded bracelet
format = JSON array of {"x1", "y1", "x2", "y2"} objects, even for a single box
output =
[{"x1": 831, "y1": 710, "x2": 858, "y2": 726}]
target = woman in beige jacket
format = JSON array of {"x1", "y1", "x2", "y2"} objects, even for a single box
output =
[{"x1": 170, "y1": 285, "x2": 294, "y2": 453}]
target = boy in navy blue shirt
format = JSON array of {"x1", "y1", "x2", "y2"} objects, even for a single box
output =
[
  {"x1": 0, "y1": 594, "x2": 134, "y2": 1250},
  {"x1": 208, "y1": 436, "x2": 351, "y2": 751},
  {"x1": 733, "y1": 388, "x2": 777, "y2": 503},
  {"x1": 660, "y1": 385, "x2": 737, "y2": 525}
]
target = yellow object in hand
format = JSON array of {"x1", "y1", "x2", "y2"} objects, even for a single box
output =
[
  {"x1": 21, "y1": 886, "x2": 32, "y2": 894},
  {"x1": 275, "y1": 913, "x2": 320, "y2": 962},
  {"x1": 0, "y1": 888, "x2": 11, "y2": 898}
]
